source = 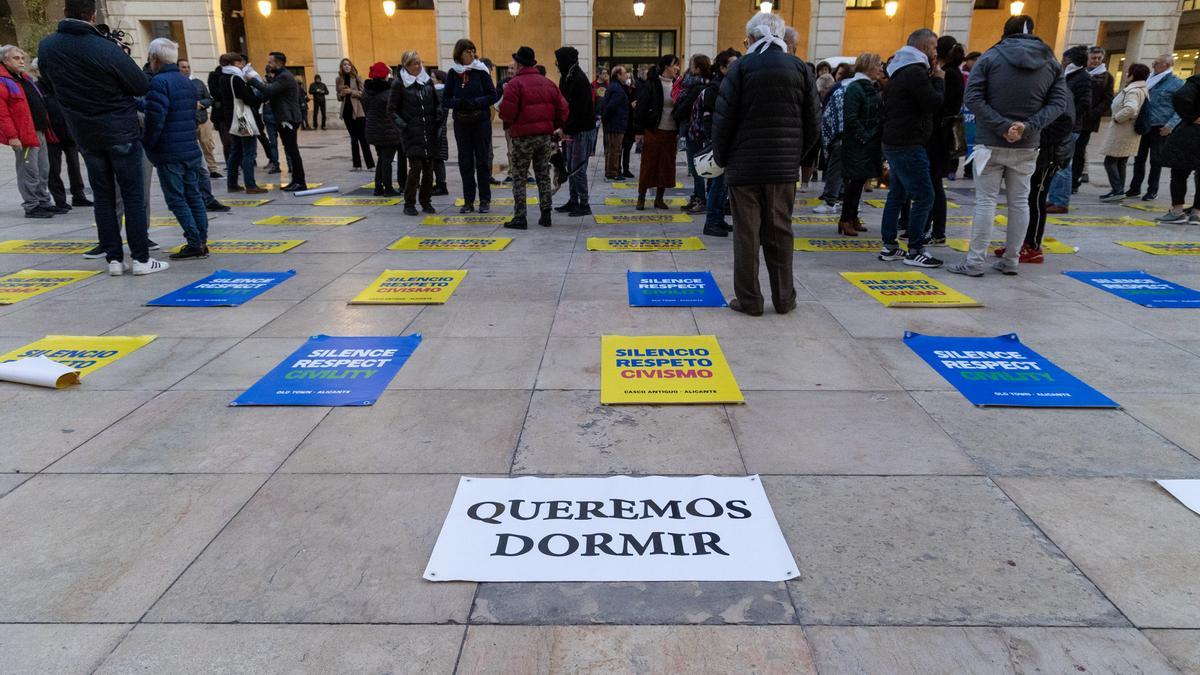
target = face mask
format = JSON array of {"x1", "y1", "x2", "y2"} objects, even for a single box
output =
[
  {"x1": 434, "y1": 83, "x2": 445, "y2": 91},
  {"x1": 625, "y1": 78, "x2": 632, "y2": 85}
]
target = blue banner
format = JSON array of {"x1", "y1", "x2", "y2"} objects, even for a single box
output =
[
  {"x1": 1063, "y1": 270, "x2": 1200, "y2": 308},
  {"x1": 904, "y1": 332, "x2": 1118, "y2": 408},
  {"x1": 627, "y1": 271, "x2": 727, "y2": 307},
  {"x1": 147, "y1": 270, "x2": 295, "y2": 307},
  {"x1": 231, "y1": 334, "x2": 421, "y2": 407}
]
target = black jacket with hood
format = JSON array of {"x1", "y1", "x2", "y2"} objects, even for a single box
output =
[
  {"x1": 555, "y1": 47, "x2": 594, "y2": 135},
  {"x1": 964, "y1": 34, "x2": 1069, "y2": 148},
  {"x1": 880, "y1": 47, "x2": 945, "y2": 147},
  {"x1": 1064, "y1": 67, "x2": 1092, "y2": 134}
]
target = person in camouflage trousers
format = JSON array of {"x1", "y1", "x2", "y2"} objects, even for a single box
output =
[{"x1": 498, "y1": 46, "x2": 567, "y2": 229}]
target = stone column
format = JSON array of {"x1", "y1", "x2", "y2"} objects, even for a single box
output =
[
  {"x1": 1056, "y1": 0, "x2": 1181, "y2": 64},
  {"x1": 934, "y1": 0, "x2": 973, "y2": 45},
  {"x1": 561, "y1": 0, "x2": 593, "y2": 76},
  {"x1": 685, "y1": 0, "x2": 719, "y2": 58},
  {"x1": 101, "y1": 0, "x2": 224, "y2": 71},
  {"x1": 308, "y1": 0, "x2": 349, "y2": 83},
  {"x1": 807, "y1": 0, "x2": 845, "y2": 60},
  {"x1": 437, "y1": 0, "x2": 470, "y2": 71}
]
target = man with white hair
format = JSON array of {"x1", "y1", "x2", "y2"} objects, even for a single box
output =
[
  {"x1": 143, "y1": 37, "x2": 204, "y2": 261},
  {"x1": 1125, "y1": 53, "x2": 1183, "y2": 202},
  {"x1": 712, "y1": 13, "x2": 819, "y2": 316}
]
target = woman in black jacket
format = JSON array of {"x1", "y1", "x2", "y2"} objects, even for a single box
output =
[
  {"x1": 443, "y1": 39, "x2": 496, "y2": 213},
  {"x1": 390, "y1": 51, "x2": 441, "y2": 216},
  {"x1": 635, "y1": 54, "x2": 681, "y2": 210},
  {"x1": 924, "y1": 36, "x2": 965, "y2": 246},
  {"x1": 1158, "y1": 74, "x2": 1200, "y2": 225},
  {"x1": 363, "y1": 62, "x2": 404, "y2": 196}
]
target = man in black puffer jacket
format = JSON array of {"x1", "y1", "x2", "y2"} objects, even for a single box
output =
[
  {"x1": 877, "y1": 28, "x2": 946, "y2": 269},
  {"x1": 555, "y1": 46, "x2": 596, "y2": 217},
  {"x1": 711, "y1": 13, "x2": 819, "y2": 316}
]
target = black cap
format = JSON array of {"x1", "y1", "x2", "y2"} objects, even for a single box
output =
[{"x1": 513, "y1": 46, "x2": 536, "y2": 67}]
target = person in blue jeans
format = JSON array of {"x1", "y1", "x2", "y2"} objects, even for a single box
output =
[
  {"x1": 143, "y1": 37, "x2": 208, "y2": 260},
  {"x1": 699, "y1": 49, "x2": 739, "y2": 235},
  {"x1": 1046, "y1": 46, "x2": 1092, "y2": 211},
  {"x1": 221, "y1": 54, "x2": 266, "y2": 194},
  {"x1": 876, "y1": 30, "x2": 946, "y2": 268}
]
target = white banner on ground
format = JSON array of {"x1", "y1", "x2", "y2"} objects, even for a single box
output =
[
  {"x1": 424, "y1": 475, "x2": 798, "y2": 582},
  {"x1": 1158, "y1": 479, "x2": 1200, "y2": 516},
  {"x1": 0, "y1": 355, "x2": 80, "y2": 389}
]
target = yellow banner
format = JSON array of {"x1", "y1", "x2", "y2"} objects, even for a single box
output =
[
  {"x1": 312, "y1": 196, "x2": 400, "y2": 206},
  {"x1": 1047, "y1": 215, "x2": 1155, "y2": 227},
  {"x1": 0, "y1": 270, "x2": 99, "y2": 305},
  {"x1": 586, "y1": 237, "x2": 707, "y2": 251},
  {"x1": 454, "y1": 197, "x2": 538, "y2": 206},
  {"x1": 1117, "y1": 241, "x2": 1200, "y2": 255},
  {"x1": 171, "y1": 239, "x2": 305, "y2": 254},
  {"x1": 0, "y1": 240, "x2": 97, "y2": 254},
  {"x1": 604, "y1": 197, "x2": 689, "y2": 207},
  {"x1": 350, "y1": 269, "x2": 467, "y2": 304},
  {"x1": 253, "y1": 215, "x2": 364, "y2": 226},
  {"x1": 612, "y1": 181, "x2": 683, "y2": 189},
  {"x1": 149, "y1": 216, "x2": 178, "y2": 227},
  {"x1": 222, "y1": 198, "x2": 274, "y2": 207},
  {"x1": 1123, "y1": 203, "x2": 1168, "y2": 214},
  {"x1": 0, "y1": 335, "x2": 156, "y2": 377},
  {"x1": 388, "y1": 237, "x2": 512, "y2": 251},
  {"x1": 593, "y1": 214, "x2": 694, "y2": 224},
  {"x1": 944, "y1": 237, "x2": 1076, "y2": 254},
  {"x1": 841, "y1": 271, "x2": 982, "y2": 307},
  {"x1": 794, "y1": 237, "x2": 900, "y2": 252},
  {"x1": 422, "y1": 215, "x2": 509, "y2": 225},
  {"x1": 791, "y1": 215, "x2": 839, "y2": 225},
  {"x1": 601, "y1": 334, "x2": 743, "y2": 405}
]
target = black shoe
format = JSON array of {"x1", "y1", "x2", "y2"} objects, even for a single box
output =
[
  {"x1": 433, "y1": 185, "x2": 449, "y2": 196},
  {"x1": 503, "y1": 216, "x2": 528, "y2": 230},
  {"x1": 903, "y1": 250, "x2": 943, "y2": 268},
  {"x1": 209, "y1": 171, "x2": 223, "y2": 179},
  {"x1": 459, "y1": 204, "x2": 475, "y2": 213},
  {"x1": 728, "y1": 298, "x2": 763, "y2": 317},
  {"x1": 720, "y1": 222, "x2": 733, "y2": 232},
  {"x1": 1143, "y1": 192, "x2": 1158, "y2": 201},
  {"x1": 478, "y1": 201, "x2": 490, "y2": 214},
  {"x1": 538, "y1": 210, "x2": 552, "y2": 227},
  {"x1": 382, "y1": 188, "x2": 400, "y2": 197},
  {"x1": 703, "y1": 225, "x2": 729, "y2": 237},
  {"x1": 775, "y1": 297, "x2": 798, "y2": 314},
  {"x1": 878, "y1": 246, "x2": 905, "y2": 262},
  {"x1": 82, "y1": 244, "x2": 106, "y2": 259},
  {"x1": 621, "y1": 171, "x2": 635, "y2": 179},
  {"x1": 169, "y1": 244, "x2": 209, "y2": 260},
  {"x1": 489, "y1": 177, "x2": 502, "y2": 186},
  {"x1": 25, "y1": 208, "x2": 52, "y2": 219},
  {"x1": 267, "y1": 164, "x2": 281, "y2": 174},
  {"x1": 1125, "y1": 188, "x2": 1141, "y2": 198},
  {"x1": 404, "y1": 205, "x2": 419, "y2": 216},
  {"x1": 72, "y1": 196, "x2": 93, "y2": 207},
  {"x1": 280, "y1": 183, "x2": 304, "y2": 192},
  {"x1": 373, "y1": 189, "x2": 385, "y2": 196},
  {"x1": 206, "y1": 201, "x2": 231, "y2": 212},
  {"x1": 554, "y1": 200, "x2": 578, "y2": 213},
  {"x1": 502, "y1": 176, "x2": 513, "y2": 183},
  {"x1": 47, "y1": 205, "x2": 71, "y2": 214},
  {"x1": 422, "y1": 204, "x2": 436, "y2": 214},
  {"x1": 568, "y1": 204, "x2": 592, "y2": 217},
  {"x1": 148, "y1": 239, "x2": 160, "y2": 251}
]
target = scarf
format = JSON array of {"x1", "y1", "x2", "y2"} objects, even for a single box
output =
[
  {"x1": 220, "y1": 64, "x2": 244, "y2": 79},
  {"x1": 746, "y1": 25, "x2": 787, "y2": 55},
  {"x1": 450, "y1": 60, "x2": 489, "y2": 74},
  {"x1": 846, "y1": 72, "x2": 871, "y2": 85},
  {"x1": 1088, "y1": 64, "x2": 1108, "y2": 77},
  {"x1": 887, "y1": 45, "x2": 930, "y2": 77},
  {"x1": 400, "y1": 68, "x2": 430, "y2": 87},
  {"x1": 1063, "y1": 63, "x2": 1082, "y2": 78},
  {"x1": 1146, "y1": 68, "x2": 1172, "y2": 90}
]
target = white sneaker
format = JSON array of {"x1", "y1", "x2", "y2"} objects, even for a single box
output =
[
  {"x1": 131, "y1": 258, "x2": 169, "y2": 276},
  {"x1": 814, "y1": 202, "x2": 841, "y2": 214},
  {"x1": 107, "y1": 260, "x2": 129, "y2": 276}
]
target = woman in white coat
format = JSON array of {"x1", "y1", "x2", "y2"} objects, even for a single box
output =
[{"x1": 1100, "y1": 63, "x2": 1150, "y2": 202}]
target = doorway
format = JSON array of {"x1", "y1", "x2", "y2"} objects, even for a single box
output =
[{"x1": 596, "y1": 29, "x2": 677, "y2": 81}]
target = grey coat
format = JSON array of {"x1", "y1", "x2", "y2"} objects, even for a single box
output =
[
  {"x1": 191, "y1": 78, "x2": 212, "y2": 125},
  {"x1": 965, "y1": 34, "x2": 1069, "y2": 148}
]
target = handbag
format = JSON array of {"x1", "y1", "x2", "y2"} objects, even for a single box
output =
[
  {"x1": 230, "y1": 79, "x2": 258, "y2": 137},
  {"x1": 945, "y1": 114, "x2": 967, "y2": 158},
  {"x1": 453, "y1": 107, "x2": 486, "y2": 125},
  {"x1": 1133, "y1": 103, "x2": 1152, "y2": 136}
]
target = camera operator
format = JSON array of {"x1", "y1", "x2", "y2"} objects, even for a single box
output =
[{"x1": 38, "y1": 0, "x2": 169, "y2": 275}]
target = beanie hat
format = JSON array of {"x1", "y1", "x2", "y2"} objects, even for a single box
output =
[{"x1": 368, "y1": 61, "x2": 389, "y2": 79}]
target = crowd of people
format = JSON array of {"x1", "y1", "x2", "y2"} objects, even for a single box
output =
[{"x1": 4, "y1": 0, "x2": 1200, "y2": 304}]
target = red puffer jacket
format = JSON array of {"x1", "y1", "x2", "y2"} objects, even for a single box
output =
[
  {"x1": 499, "y1": 66, "x2": 568, "y2": 138},
  {"x1": 0, "y1": 70, "x2": 39, "y2": 147}
]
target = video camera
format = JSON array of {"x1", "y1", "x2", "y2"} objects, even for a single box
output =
[{"x1": 95, "y1": 23, "x2": 132, "y2": 55}]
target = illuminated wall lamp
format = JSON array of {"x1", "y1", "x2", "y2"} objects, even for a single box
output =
[
  {"x1": 258, "y1": 0, "x2": 272, "y2": 16},
  {"x1": 383, "y1": 0, "x2": 396, "y2": 16},
  {"x1": 759, "y1": 0, "x2": 773, "y2": 12},
  {"x1": 508, "y1": 0, "x2": 521, "y2": 16},
  {"x1": 1010, "y1": 0, "x2": 1025, "y2": 15},
  {"x1": 883, "y1": 0, "x2": 898, "y2": 18},
  {"x1": 633, "y1": 1, "x2": 646, "y2": 17}
]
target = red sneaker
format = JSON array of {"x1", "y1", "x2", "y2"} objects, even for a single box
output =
[
  {"x1": 993, "y1": 246, "x2": 1006, "y2": 258},
  {"x1": 1019, "y1": 246, "x2": 1044, "y2": 264}
]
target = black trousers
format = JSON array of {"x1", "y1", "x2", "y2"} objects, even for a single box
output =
[
  {"x1": 621, "y1": 131, "x2": 635, "y2": 174},
  {"x1": 405, "y1": 157, "x2": 434, "y2": 207},
  {"x1": 48, "y1": 141, "x2": 86, "y2": 206},
  {"x1": 1170, "y1": 168, "x2": 1200, "y2": 209},
  {"x1": 926, "y1": 151, "x2": 950, "y2": 240},
  {"x1": 1128, "y1": 129, "x2": 1164, "y2": 194},
  {"x1": 345, "y1": 114, "x2": 374, "y2": 169},
  {"x1": 1024, "y1": 158, "x2": 1056, "y2": 249},
  {"x1": 277, "y1": 124, "x2": 305, "y2": 185},
  {"x1": 373, "y1": 144, "x2": 407, "y2": 192},
  {"x1": 312, "y1": 99, "x2": 326, "y2": 129},
  {"x1": 1072, "y1": 129, "x2": 1092, "y2": 189},
  {"x1": 840, "y1": 178, "x2": 866, "y2": 223}
]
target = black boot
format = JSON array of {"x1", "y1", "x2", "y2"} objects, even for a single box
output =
[
  {"x1": 554, "y1": 200, "x2": 578, "y2": 213},
  {"x1": 538, "y1": 209, "x2": 552, "y2": 227},
  {"x1": 504, "y1": 215, "x2": 528, "y2": 230}
]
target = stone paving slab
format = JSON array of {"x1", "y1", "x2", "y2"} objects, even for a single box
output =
[
  {"x1": 0, "y1": 389, "x2": 157, "y2": 472},
  {"x1": 0, "y1": 473, "x2": 29, "y2": 497},
  {"x1": 805, "y1": 626, "x2": 1180, "y2": 674},
  {"x1": 0, "y1": 624, "x2": 132, "y2": 675},
  {"x1": 765, "y1": 476, "x2": 1126, "y2": 626},
  {"x1": 1117, "y1": 394, "x2": 1200, "y2": 455},
  {"x1": 1143, "y1": 629, "x2": 1200, "y2": 673},
  {"x1": 998, "y1": 478, "x2": 1200, "y2": 628},
  {"x1": 457, "y1": 625, "x2": 818, "y2": 673},
  {"x1": 145, "y1": 474, "x2": 476, "y2": 623},
  {"x1": 93, "y1": 624, "x2": 465, "y2": 674},
  {"x1": 0, "y1": 474, "x2": 261, "y2": 621}
]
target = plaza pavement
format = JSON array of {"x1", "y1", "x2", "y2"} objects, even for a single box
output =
[{"x1": 0, "y1": 128, "x2": 1198, "y2": 674}]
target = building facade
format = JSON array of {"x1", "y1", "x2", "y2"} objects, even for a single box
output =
[{"x1": 99, "y1": 0, "x2": 1196, "y2": 122}]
